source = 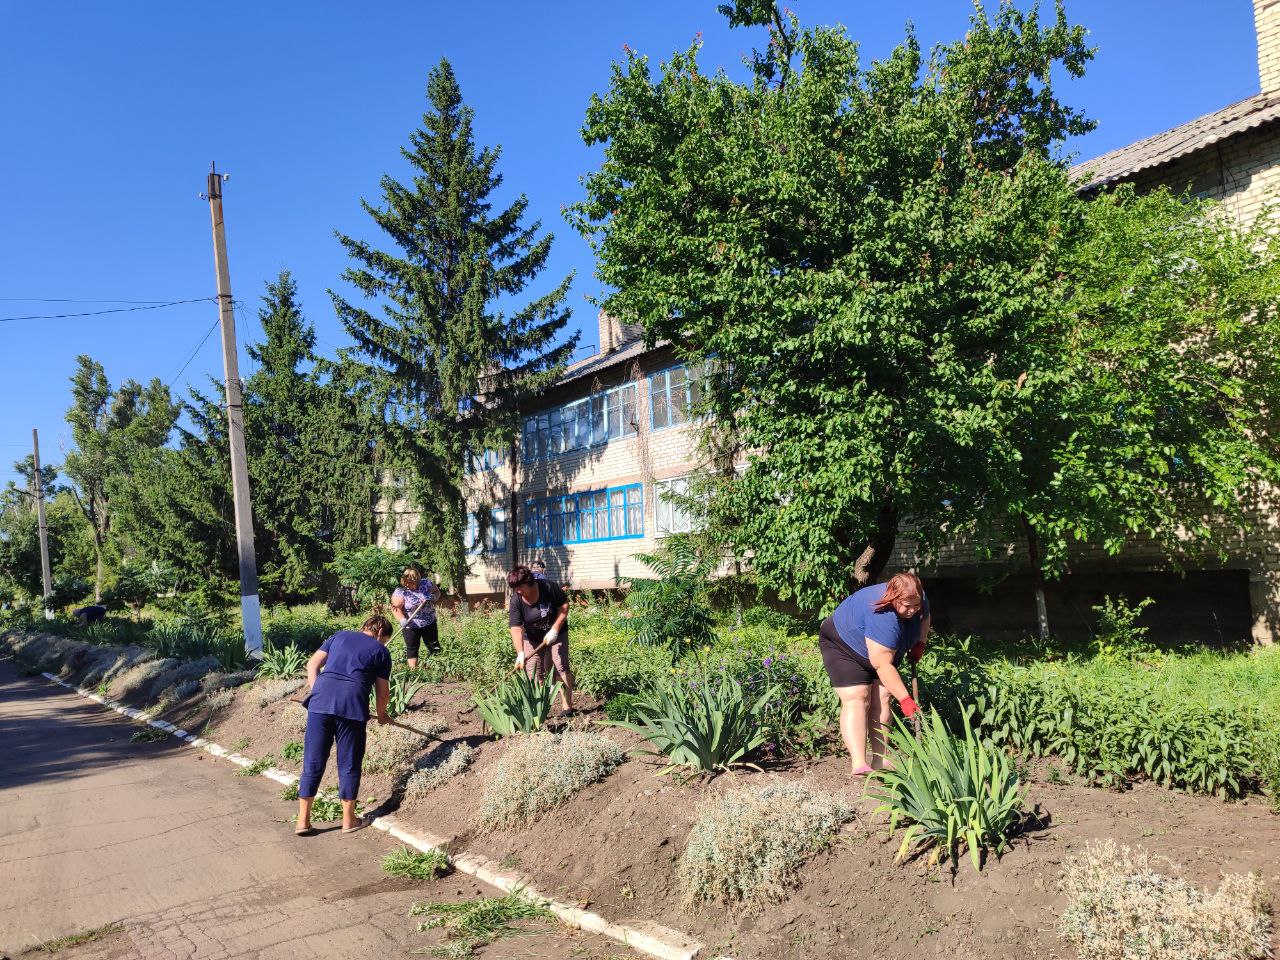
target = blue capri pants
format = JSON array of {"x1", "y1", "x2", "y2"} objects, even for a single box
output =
[{"x1": 299, "y1": 711, "x2": 367, "y2": 801}]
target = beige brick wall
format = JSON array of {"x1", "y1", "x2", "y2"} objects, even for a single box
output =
[{"x1": 1258, "y1": 0, "x2": 1280, "y2": 94}]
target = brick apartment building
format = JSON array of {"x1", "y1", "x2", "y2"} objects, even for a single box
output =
[{"x1": 382, "y1": 0, "x2": 1280, "y2": 644}]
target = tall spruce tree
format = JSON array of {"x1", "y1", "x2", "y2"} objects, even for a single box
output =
[{"x1": 333, "y1": 58, "x2": 576, "y2": 590}]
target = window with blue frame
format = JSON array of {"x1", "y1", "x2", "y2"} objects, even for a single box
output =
[
  {"x1": 521, "y1": 383, "x2": 638, "y2": 461},
  {"x1": 649, "y1": 363, "x2": 703, "y2": 430},
  {"x1": 464, "y1": 506, "x2": 508, "y2": 554},
  {"x1": 522, "y1": 484, "x2": 644, "y2": 547},
  {"x1": 466, "y1": 447, "x2": 508, "y2": 474}
]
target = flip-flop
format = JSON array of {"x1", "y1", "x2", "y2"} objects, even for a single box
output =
[
  {"x1": 295, "y1": 826, "x2": 317, "y2": 837},
  {"x1": 851, "y1": 764, "x2": 874, "y2": 776},
  {"x1": 341, "y1": 822, "x2": 367, "y2": 834}
]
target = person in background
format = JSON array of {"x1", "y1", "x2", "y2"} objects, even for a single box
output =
[
  {"x1": 530, "y1": 559, "x2": 548, "y2": 581},
  {"x1": 507, "y1": 565, "x2": 573, "y2": 715},
  {"x1": 72, "y1": 604, "x2": 107, "y2": 625},
  {"x1": 390, "y1": 568, "x2": 439, "y2": 671},
  {"x1": 817, "y1": 572, "x2": 931, "y2": 776},
  {"x1": 296, "y1": 612, "x2": 392, "y2": 835}
]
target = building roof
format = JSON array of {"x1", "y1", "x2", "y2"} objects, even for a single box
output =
[
  {"x1": 1071, "y1": 92, "x2": 1280, "y2": 191},
  {"x1": 556, "y1": 334, "x2": 658, "y2": 388}
]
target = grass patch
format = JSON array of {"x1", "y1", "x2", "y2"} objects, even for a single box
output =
[
  {"x1": 410, "y1": 890, "x2": 552, "y2": 957},
  {"x1": 282, "y1": 740, "x2": 303, "y2": 763},
  {"x1": 1059, "y1": 840, "x2": 1272, "y2": 960},
  {"x1": 23, "y1": 922, "x2": 124, "y2": 954},
  {"x1": 130, "y1": 726, "x2": 168, "y2": 743},
  {"x1": 236, "y1": 755, "x2": 274, "y2": 777},
  {"x1": 406, "y1": 743, "x2": 476, "y2": 798},
  {"x1": 477, "y1": 731, "x2": 623, "y2": 831},
  {"x1": 680, "y1": 780, "x2": 853, "y2": 908},
  {"x1": 382, "y1": 845, "x2": 452, "y2": 881}
]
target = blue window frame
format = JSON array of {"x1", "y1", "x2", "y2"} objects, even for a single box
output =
[
  {"x1": 466, "y1": 447, "x2": 508, "y2": 474},
  {"x1": 521, "y1": 383, "x2": 638, "y2": 462},
  {"x1": 649, "y1": 363, "x2": 702, "y2": 431},
  {"x1": 522, "y1": 484, "x2": 644, "y2": 547},
  {"x1": 465, "y1": 507, "x2": 508, "y2": 555}
]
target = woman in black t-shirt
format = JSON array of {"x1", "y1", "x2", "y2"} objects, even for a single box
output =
[{"x1": 507, "y1": 565, "x2": 573, "y2": 715}]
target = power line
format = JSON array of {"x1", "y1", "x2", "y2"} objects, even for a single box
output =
[
  {"x1": 166, "y1": 318, "x2": 222, "y2": 390},
  {"x1": 0, "y1": 298, "x2": 217, "y2": 323},
  {"x1": 0, "y1": 297, "x2": 192, "y2": 304}
]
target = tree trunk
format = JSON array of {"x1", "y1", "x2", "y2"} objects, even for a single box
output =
[
  {"x1": 851, "y1": 502, "x2": 899, "y2": 589},
  {"x1": 1021, "y1": 515, "x2": 1050, "y2": 639}
]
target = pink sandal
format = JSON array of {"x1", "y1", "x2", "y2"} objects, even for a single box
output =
[{"x1": 851, "y1": 764, "x2": 874, "y2": 776}]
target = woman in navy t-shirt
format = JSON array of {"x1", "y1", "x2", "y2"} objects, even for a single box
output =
[
  {"x1": 295, "y1": 612, "x2": 393, "y2": 835},
  {"x1": 818, "y1": 573, "x2": 931, "y2": 777}
]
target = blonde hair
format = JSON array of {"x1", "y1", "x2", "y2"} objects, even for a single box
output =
[{"x1": 400, "y1": 568, "x2": 421, "y2": 588}]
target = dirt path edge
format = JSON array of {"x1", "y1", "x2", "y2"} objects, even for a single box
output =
[{"x1": 39, "y1": 670, "x2": 708, "y2": 960}]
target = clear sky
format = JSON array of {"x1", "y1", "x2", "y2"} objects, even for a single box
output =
[{"x1": 0, "y1": 0, "x2": 1260, "y2": 482}]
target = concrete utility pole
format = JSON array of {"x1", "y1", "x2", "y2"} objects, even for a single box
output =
[
  {"x1": 32, "y1": 428, "x2": 53, "y2": 620},
  {"x1": 205, "y1": 162, "x2": 263, "y2": 656}
]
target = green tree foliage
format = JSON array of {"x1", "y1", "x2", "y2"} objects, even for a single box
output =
[
  {"x1": 332, "y1": 58, "x2": 577, "y2": 591},
  {"x1": 572, "y1": 1, "x2": 1280, "y2": 618},
  {"x1": 0, "y1": 460, "x2": 95, "y2": 603},
  {"x1": 329, "y1": 544, "x2": 411, "y2": 608},
  {"x1": 63, "y1": 357, "x2": 178, "y2": 600}
]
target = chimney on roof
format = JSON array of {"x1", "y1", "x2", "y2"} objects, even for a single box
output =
[
  {"x1": 1257, "y1": 0, "x2": 1280, "y2": 94},
  {"x1": 597, "y1": 309, "x2": 620, "y2": 355}
]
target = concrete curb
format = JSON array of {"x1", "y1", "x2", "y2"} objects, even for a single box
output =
[{"x1": 41, "y1": 672, "x2": 705, "y2": 960}]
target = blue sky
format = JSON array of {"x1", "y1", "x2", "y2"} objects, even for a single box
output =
[{"x1": 0, "y1": 1, "x2": 1259, "y2": 482}]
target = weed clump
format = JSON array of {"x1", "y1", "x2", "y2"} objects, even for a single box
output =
[
  {"x1": 205, "y1": 687, "x2": 235, "y2": 712},
  {"x1": 236, "y1": 755, "x2": 274, "y2": 777},
  {"x1": 680, "y1": 780, "x2": 852, "y2": 908},
  {"x1": 282, "y1": 740, "x2": 304, "y2": 763},
  {"x1": 255, "y1": 677, "x2": 305, "y2": 708},
  {"x1": 406, "y1": 743, "x2": 476, "y2": 798},
  {"x1": 131, "y1": 726, "x2": 169, "y2": 743},
  {"x1": 382, "y1": 845, "x2": 451, "y2": 881},
  {"x1": 1059, "y1": 840, "x2": 1272, "y2": 960},
  {"x1": 477, "y1": 732, "x2": 623, "y2": 831},
  {"x1": 410, "y1": 890, "x2": 551, "y2": 957}
]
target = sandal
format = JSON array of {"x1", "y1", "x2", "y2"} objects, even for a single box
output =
[
  {"x1": 851, "y1": 764, "x2": 874, "y2": 776},
  {"x1": 295, "y1": 826, "x2": 317, "y2": 837},
  {"x1": 341, "y1": 821, "x2": 367, "y2": 834}
]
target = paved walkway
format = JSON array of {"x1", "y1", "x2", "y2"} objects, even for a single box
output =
[{"x1": 0, "y1": 657, "x2": 633, "y2": 959}]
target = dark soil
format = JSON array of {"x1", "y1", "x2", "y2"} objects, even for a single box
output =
[{"x1": 28, "y1": 635, "x2": 1280, "y2": 960}]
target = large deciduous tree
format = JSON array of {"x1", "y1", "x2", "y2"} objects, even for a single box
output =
[
  {"x1": 63, "y1": 357, "x2": 178, "y2": 600},
  {"x1": 572, "y1": 1, "x2": 1280, "y2": 620},
  {"x1": 333, "y1": 58, "x2": 577, "y2": 592}
]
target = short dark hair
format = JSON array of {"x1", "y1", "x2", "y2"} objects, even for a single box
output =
[
  {"x1": 507, "y1": 565, "x2": 534, "y2": 588},
  {"x1": 531, "y1": 559, "x2": 546, "y2": 571}
]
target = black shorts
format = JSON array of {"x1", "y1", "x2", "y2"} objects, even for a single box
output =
[
  {"x1": 402, "y1": 621, "x2": 440, "y2": 660},
  {"x1": 818, "y1": 617, "x2": 880, "y2": 687}
]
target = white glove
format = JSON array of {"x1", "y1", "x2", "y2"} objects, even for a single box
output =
[
  {"x1": 544, "y1": 627, "x2": 560, "y2": 645},
  {"x1": 515, "y1": 651, "x2": 526, "y2": 669}
]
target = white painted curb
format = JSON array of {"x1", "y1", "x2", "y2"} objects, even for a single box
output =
[{"x1": 41, "y1": 671, "x2": 705, "y2": 960}]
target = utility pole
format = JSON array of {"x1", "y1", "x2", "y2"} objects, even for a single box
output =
[
  {"x1": 32, "y1": 428, "x2": 53, "y2": 620},
  {"x1": 205, "y1": 162, "x2": 263, "y2": 656}
]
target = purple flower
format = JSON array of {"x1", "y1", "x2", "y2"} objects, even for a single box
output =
[{"x1": 763, "y1": 657, "x2": 774, "y2": 668}]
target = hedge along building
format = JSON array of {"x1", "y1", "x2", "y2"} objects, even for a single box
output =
[{"x1": 382, "y1": 0, "x2": 1280, "y2": 643}]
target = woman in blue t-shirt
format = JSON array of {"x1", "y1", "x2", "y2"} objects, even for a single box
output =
[
  {"x1": 818, "y1": 573, "x2": 931, "y2": 777},
  {"x1": 295, "y1": 613, "x2": 393, "y2": 835}
]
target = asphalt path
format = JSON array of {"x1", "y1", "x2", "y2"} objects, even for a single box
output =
[{"x1": 0, "y1": 656, "x2": 634, "y2": 960}]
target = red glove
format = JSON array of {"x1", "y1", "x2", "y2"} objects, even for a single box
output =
[
  {"x1": 908, "y1": 640, "x2": 926, "y2": 664},
  {"x1": 899, "y1": 696, "x2": 919, "y2": 718}
]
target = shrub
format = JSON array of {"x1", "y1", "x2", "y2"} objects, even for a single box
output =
[
  {"x1": 603, "y1": 692, "x2": 645, "y2": 722},
  {"x1": 870, "y1": 710, "x2": 1024, "y2": 870},
  {"x1": 410, "y1": 891, "x2": 551, "y2": 957},
  {"x1": 477, "y1": 731, "x2": 623, "y2": 830},
  {"x1": 255, "y1": 677, "x2": 305, "y2": 709},
  {"x1": 680, "y1": 781, "x2": 853, "y2": 907},
  {"x1": 382, "y1": 845, "x2": 451, "y2": 881},
  {"x1": 257, "y1": 643, "x2": 308, "y2": 680},
  {"x1": 364, "y1": 722, "x2": 436, "y2": 775},
  {"x1": 1091, "y1": 594, "x2": 1158, "y2": 662},
  {"x1": 574, "y1": 635, "x2": 673, "y2": 700},
  {"x1": 206, "y1": 688, "x2": 235, "y2": 711},
  {"x1": 264, "y1": 604, "x2": 347, "y2": 652},
  {"x1": 623, "y1": 537, "x2": 715, "y2": 648},
  {"x1": 606, "y1": 664, "x2": 776, "y2": 774},
  {"x1": 330, "y1": 545, "x2": 413, "y2": 608},
  {"x1": 1059, "y1": 840, "x2": 1272, "y2": 960},
  {"x1": 406, "y1": 743, "x2": 476, "y2": 797},
  {"x1": 427, "y1": 610, "x2": 512, "y2": 687},
  {"x1": 473, "y1": 672, "x2": 560, "y2": 737}
]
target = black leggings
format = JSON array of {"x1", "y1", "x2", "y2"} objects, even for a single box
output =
[{"x1": 402, "y1": 621, "x2": 439, "y2": 661}]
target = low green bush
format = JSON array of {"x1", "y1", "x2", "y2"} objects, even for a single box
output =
[
  {"x1": 255, "y1": 677, "x2": 304, "y2": 709},
  {"x1": 473, "y1": 671, "x2": 559, "y2": 737},
  {"x1": 1059, "y1": 839, "x2": 1272, "y2": 960},
  {"x1": 263, "y1": 603, "x2": 348, "y2": 653},
  {"x1": 406, "y1": 743, "x2": 476, "y2": 797},
  {"x1": 573, "y1": 634, "x2": 673, "y2": 700},
  {"x1": 385, "y1": 672, "x2": 428, "y2": 719},
  {"x1": 257, "y1": 643, "x2": 308, "y2": 680},
  {"x1": 870, "y1": 710, "x2": 1024, "y2": 871},
  {"x1": 603, "y1": 692, "x2": 645, "y2": 722},
  {"x1": 428, "y1": 609, "x2": 511, "y2": 688},
  {"x1": 680, "y1": 781, "x2": 853, "y2": 907},
  {"x1": 606, "y1": 662, "x2": 776, "y2": 774},
  {"x1": 477, "y1": 731, "x2": 623, "y2": 830}
]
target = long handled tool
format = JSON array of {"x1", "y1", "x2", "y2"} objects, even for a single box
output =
[
  {"x1": 459, "y1": 630, "x2": 557, "y2": 716},
  {"x1": 909, "y1": 660, "x2": 923, "y2": 740},
  {"x1": 389, "y1": 718, "x2": 442, "y2": 742}
]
